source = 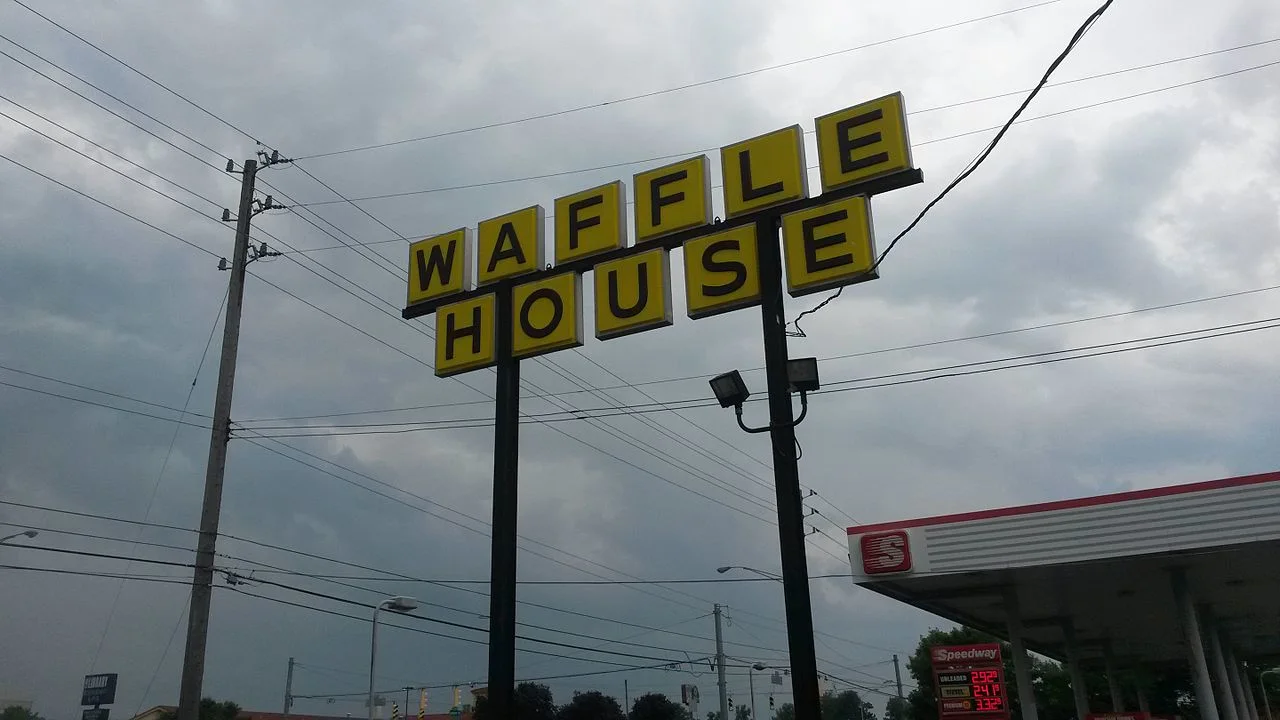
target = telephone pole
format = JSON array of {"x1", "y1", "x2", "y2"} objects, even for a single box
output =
[
  {"x1": 283, "y1": 657, "x2": 295, "y2": 717},
  {"x1": 894, "y1": 654, "x2": 904, "y2": 698},
  {"x1": 715, "y1": 604, "x2": 729, "y2": 720},
  {"x1": 176, "y1": 151, "x2": 287, "y2": 720}
]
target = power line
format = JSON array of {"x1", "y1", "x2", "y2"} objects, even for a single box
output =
[
  {"x1": 0, "y1": 499, "x2": 198, "y2": 535},
  {"x1": 0, "y1": 522, "x2": 192, "y2": 554},
  {"x1": 0, "y1": 47, "x2": 460, "y2": 388},
  {"x1": 236, "y1": 433, "x2": 784, "y2": 595},
  {"x1": 790, "y1": 0, "x2": 1117, "y2": 337},
  {"x1": 9, "y1": 309, "x2": 1273, "y2": 447},
  {"x1": 0, "y1": 38, "x2": 230, "y2": 175},
  {"x1": 0, "y1": 564, "x2": 192, "y2": 584},
  {"x1": 0, "y1": 377, "x2": 212, "y2": 429},
  {"x1": 228, "y1": 568, "x2": 852, "y2": 585},
  {"x1": 285, "y1": 37, "x2": 1279, "y2": 210},
  {"x1": 245, "y1": 278, "x2": 1280, "y2": 422},
  {"x1": 0, "y1": 149, "x2": 220, "y2": 258},
  {"x1": 235, "y1": 312, "x2": 1280, "y2": 436},
  {"x1": 0, "y1": 361, "x2": 211, "y2": 418},
  {"x1": 222, "y1": 571, "x2": 708, "y2": 666},
  {"x1": 0, "y1": 93, "x2": 223, "y2": 208},
  {"x1": 0, "y1": 498, "x2": 884, "y2": 659},
  {"x1": 811, "y1": 316, "x2": 1280, "y2": 396},
  {"x1": 88, "y1": 285, "x2": 227, "y2": 673},
  {"x1": 294, "y1": 0, "x2": 1070, "y2": 160},
  {"x1": 5, "y1": 0, "x2": 261, "y2": 144},
  {"x1": 218, "y1": 559, "x2": 727, "y2": 660},
  {"x1": 4, "y1": 531, "x2": 728, "y2": 666},
  {"x1": 6, "y1": 543, "x2": 197, "y2": 569}
]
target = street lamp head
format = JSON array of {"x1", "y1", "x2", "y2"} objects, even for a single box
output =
[
  {"x1": 709, "y1": 370, "x2": 750, "y2": 408},
  {"x1": 716, "y1": 566, "x2": 733, "y2": 574},
  {"x1": 383, "y1": 596, "x2": 419, "y2": 612},
  {"x1": 22, "y1": 530, "x2": 38, "y2": 538},
  {"x1": 786, "y1": 357, "x2": 820, "y2": 393},
  {"x1": 753, "y1": 663, "x2": 768, "y2": 671}
]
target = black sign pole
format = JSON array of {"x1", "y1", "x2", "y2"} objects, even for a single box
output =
[
  {"x1": 485, "y1": 283, "x2": 519, "y2": 720},
  {"x1": 754, "y1": 215, "x2": 822, "y2": 720}
]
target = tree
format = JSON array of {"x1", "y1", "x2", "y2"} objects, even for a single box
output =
[
  {"x1": 905, "y1": 627, "x2": 1018, "y2": 720},
  {"x1": 557, "y1": 690, "x2": 624, "y2": 720},
  {"x1": 474, "y1": 683, "x2": 556, "y2": 720},
  {"x1": 2, "y1": 707, "x2": 46, "y2": 720},
  {"x1": 772, "y1": 703, "x2": 795, "y2": 720},
  {"x1": 820, "y1": 690, "x2": 876, "y2": 720},
  {"x1": 736, "y1": 706, "x2": 752, "y2": 720},
  {"x1": 158, "y1": 699, "x2": 240, "y2": 720},
  {"x1": 630, "y1": 692, "x2": 691, "y2": 720},
  {"x1": 885, "y1": 696, "x2": 909, "y2": 720}
]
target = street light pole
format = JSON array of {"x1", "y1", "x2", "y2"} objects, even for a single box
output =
[
  {"x1": 0, "y1": 530, "x2": 38, "y2": 544},
  {"x1": 368, "y1": 597, "x2": 419, "y2": 720},
  {"x1": 717, "y1": 566, "x2": 782, "y2": 582}
]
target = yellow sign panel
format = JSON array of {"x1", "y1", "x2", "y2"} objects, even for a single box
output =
[
  {"x1": 683, "y1": 224, "x2": 761, "y2": 319},
  {"x1": 593, "y1": 248, "x2": 673, "y2": 340},
  {"x1": 407, "y1": 228, "x2": 471, "y2": 306},
  {"x1": 633, "y1": 155, "x2": 712, "y2": 243},
  {"x1": 477, "y1": 205, "x2": 544, "y2": 286},
  {"x1": 815, "y1": 92, "x2": 913, "y2": 192},
  {"x1": 512, "y1": 272, "x2": 583, "y2": 358},
  {"x1": 434, "y1": 294, "x2": 496, "y2": 377},
  {"x1": 781, "y1": 195, "x2": 876, "y2": 298},
  {"x1": 720, "y1": 125, "x2": 808, "y2": 218},
  {"x1": 940, "y1": 686, "x2": 971, "y2": 699},
  {"x1": 554, "y1": 180, "x2": 627, "y2": 265}
]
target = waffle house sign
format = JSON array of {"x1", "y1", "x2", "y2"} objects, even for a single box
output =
[{"x1": 403, "y1": 93, "x2": 920, "y2": 375}]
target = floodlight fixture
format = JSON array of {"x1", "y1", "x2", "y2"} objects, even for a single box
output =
[
  {"x1": 711, "y1": 361, "x2": 814, "y2": 434},
  {"x1": 787, "y1": 357, "x2": 820, "y2": 393},
  {"x1": 709, "y1": 370, "x2": 750, "y2": 409}
]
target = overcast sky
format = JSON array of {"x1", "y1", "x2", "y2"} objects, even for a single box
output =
[{"x1": 2, "y1": 0, "x2": 1278, "y2": 718}]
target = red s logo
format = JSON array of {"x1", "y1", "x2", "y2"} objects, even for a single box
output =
[{"x1": 861, "y1": 531, "x2": 911, "y2": 574}]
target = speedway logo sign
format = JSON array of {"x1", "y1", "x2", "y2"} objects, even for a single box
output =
[
  {"x1": 932, "y1": 644, "x2": 1002, "y2": 665},
  {"x1": 403, "y1": 93, "x2": 917, "y2": 376}
]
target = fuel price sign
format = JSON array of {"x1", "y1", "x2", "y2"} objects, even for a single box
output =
[{"x1": 929, "y1": 644, "x2": 1010, "y2": 720}]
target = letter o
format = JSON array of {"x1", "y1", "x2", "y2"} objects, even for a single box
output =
[{"x1": 519, "y1": 287, "x2": 563, "y2": 339}]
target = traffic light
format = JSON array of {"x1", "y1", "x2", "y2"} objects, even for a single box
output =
[{"x1": 770, "y1": 695, "x2": 775, "y2": 709}]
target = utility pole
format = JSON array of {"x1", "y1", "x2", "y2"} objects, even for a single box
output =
[
  {"x1": 283, "y1": 657, "x2": 295, "y2": 717},
  {"x1": 176, "y1": 150, "x2": 287, "y2": 720},
  {"x1": 624, "y1": 680, "x2": 629, "y2": 712},
  {"x1": 749, "y1": 666, "x2": 757, "y2": 720},
  {"x1": 893, "y1": 654, "x2": 904, "y2": 699},
  {"x1": 715, "y1": 604, "x2": 729, "y2": 720}
]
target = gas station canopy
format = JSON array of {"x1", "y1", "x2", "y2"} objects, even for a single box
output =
[{"x1": 847, "y1": 471, "x2": 1280, "y2": 720}]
